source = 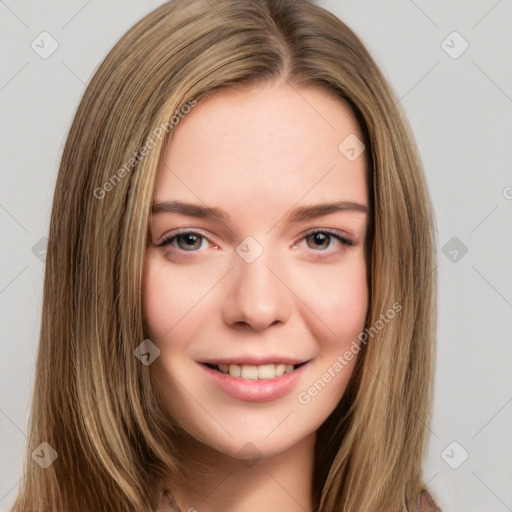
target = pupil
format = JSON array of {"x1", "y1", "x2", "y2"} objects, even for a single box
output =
[
  {"x1": 180, "y1": 234, "x2": 200, "y2": 250},
  {"x1": 312, "y1": 233, "x2": 328, "y2": 249}
]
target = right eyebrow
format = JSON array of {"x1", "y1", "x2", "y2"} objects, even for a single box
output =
[{"x1": 151, "y1": 200, "x2": 229, "y2": 221}]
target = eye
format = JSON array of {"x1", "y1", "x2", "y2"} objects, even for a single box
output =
[
  {"x1": 157, "y1": 230, "x2": 213, "y2": 252},
  {"x1": 156, "y1": 228, "x2": 355, "y2": 261},
  {"x1": 298, "y1": 229, "x2": 354, "y2": 260}
]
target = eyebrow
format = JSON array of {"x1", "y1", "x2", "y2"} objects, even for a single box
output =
[{"x1": 151, "y1": 200, "x2": 368, "y2": 222}]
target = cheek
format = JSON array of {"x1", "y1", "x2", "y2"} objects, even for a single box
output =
[
  {"x1": 293, "y1": 258, "x2": 367, "y2": 414},
  {"x1": 143, "y1": 263, "x2": 178, "y2": 340},
  {"x1": 292, "y1": 252, "x2": 369, "y2": 341},
  {"x1": 142, "y1": 253, "x2": 216, "y2": 341}
]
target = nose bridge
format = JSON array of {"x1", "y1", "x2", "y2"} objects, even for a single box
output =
[{"x1": 222, "y1": 236, "x2": 291, "y2": 330}]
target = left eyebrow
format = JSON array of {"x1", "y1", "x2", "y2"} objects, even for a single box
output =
[{"x1": 287, "y1": 200, "x2": 368, "y2": 222}]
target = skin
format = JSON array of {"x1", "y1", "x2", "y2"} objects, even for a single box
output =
[{"x1": 143, "y1": 80, "x2": 369, "y2": 512}]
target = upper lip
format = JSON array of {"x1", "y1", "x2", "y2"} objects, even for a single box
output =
[{"x1": 200, "y1": 356, "x2": 310, "y2": 366}]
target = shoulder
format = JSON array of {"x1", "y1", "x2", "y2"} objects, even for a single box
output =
[{"x1": 416, "y1": 488, "x2": 442, "y2": 512}]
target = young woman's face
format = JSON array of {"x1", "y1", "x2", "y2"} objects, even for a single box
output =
[{"x1": 143, "y1": 82, "x2": 369, "y2": 461}]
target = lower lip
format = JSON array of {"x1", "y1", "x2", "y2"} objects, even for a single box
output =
[{"x1": 199, "y1": 363, "x2": 309, "y2": 402}]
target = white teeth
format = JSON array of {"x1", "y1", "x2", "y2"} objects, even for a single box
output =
[
  {"x1": 241, "y1": 365, "x2": 259, "y2": 380},
  {"x1": 228, "y1": 364, "x2": 241, "y2": 377},
  {"x1": 258, "y1": 364, "x2": 276, "y2": 379},
  {"x1": 274, "y1": 363, "x2": 286, "y2": 377},
  {"x1": 216, "y1": 362, "x2": 298, "y2": 379}
]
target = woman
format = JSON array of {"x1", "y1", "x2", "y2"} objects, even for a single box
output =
[{"x1": 10, "y1": 0, "x2": 440, "y2": 511}]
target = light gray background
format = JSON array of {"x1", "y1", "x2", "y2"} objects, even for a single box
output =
[{"x1": 1, "y1": 1, "x2": 511, "y2": 510}]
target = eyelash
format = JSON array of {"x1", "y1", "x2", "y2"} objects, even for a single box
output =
[{"x1": 156, "y1": 228, "x2": 354, "y2": 261}]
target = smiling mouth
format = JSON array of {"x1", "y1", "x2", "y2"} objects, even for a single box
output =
[{"x1": 203, "y1": 361, "x2": 308, "y2": 380}]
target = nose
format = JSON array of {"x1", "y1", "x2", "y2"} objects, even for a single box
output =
[{"x1": 222, "y1": 248, "x2": 292, "y2": 332}]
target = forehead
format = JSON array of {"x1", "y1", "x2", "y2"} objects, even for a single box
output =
[{"x1": 154, "y1": 82, "x2": 368, "y2": 220}]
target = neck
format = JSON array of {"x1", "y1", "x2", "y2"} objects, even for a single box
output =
[{"x1": 158, "y1": 428, "x2": 316, "y2": 512}]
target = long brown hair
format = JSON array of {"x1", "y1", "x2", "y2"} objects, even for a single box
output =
[{"x1": 10, "y1": 1, "x2": 437, "y2": 510}]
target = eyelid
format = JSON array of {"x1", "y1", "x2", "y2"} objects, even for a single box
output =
[{"x1": 297, "y1": 227, "x2": 355, "y2": 245}]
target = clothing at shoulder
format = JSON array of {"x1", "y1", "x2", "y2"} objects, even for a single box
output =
[
  {"x1": 156, "y1": 488, "x2": 441, "y2": 511},
  {"x1": 416, "y1": 488, "x2": 442, "y2": 512}
]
